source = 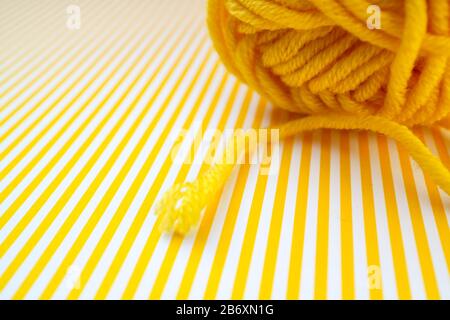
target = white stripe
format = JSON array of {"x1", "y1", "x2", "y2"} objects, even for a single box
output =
[
  {"x1": 298, "y1": 131, "x2": 321, "y2": 299},
  {"x1": 349, "y1": 132, "x2": 370, "y2": 299},
  {"x1": 388, "y1": 140, "x2": 426, "y2": 299},
  {"x1": 368, "y1": 133, "x2": 398, "y2": 299},
  {"x1": 327, "y1": 131, "x2": 342, "y2": 299}
]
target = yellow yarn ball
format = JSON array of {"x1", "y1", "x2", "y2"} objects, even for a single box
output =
[
  {"x1": 207, "y1": 0, "x2": 450, "y2": 126},
  {"x1": 156, "y1": 0, "x2": 450, "y2": 234}
]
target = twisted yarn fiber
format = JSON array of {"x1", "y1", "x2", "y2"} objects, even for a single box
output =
[{"x1": 156, "y1": 0, "x2": 450, "y2": 234}]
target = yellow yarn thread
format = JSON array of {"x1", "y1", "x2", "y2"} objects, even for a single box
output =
[{"x1": 156, "y1": 0, "x2": 450, "y2": 234}]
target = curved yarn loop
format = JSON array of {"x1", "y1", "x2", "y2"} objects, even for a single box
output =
[{"x1": 156, "y1": 0, "x2": 450, "y2": 234}]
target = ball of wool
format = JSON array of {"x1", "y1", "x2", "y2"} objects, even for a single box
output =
[
  {"x1": 156, "y1": 0, "x2": 450, "y2": 234},
  {"x1": 207, "y1": 0, "x2": 450, "y2": 125}
]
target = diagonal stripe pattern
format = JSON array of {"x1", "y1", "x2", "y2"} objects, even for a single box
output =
[{"x1": 1, "y1": 0, "x2": 449, "y2": 300}]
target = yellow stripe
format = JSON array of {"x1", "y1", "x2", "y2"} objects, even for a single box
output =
[
  {"x1": 376, "y1": 135, "x2": 411, "y2": 299},
  {"x1": 94, "y1": 68, "x2": 228, "y2": 300},
  {"x1": 94, "y1": 71, "x2": 230, "y2": 299},
  {"x1": 5, "y1": 19, "x2": 197, "y2": 296},
  {"x1": 2, "y1": 16, "x2": 192, "y2": 297},
  {"x1": 64, "y1": 54, "x2": 218, "y2": 299},
  {"x1": 258, "y1": 135, "x2": 294, "y2": 299},
  {"x1": 122, "y1": 78, "x2": 243, "y2": 299},
  {"x1": 2, "y1": 38, "x2": 80, "y2": 100},
  {"x1": 38, "y1": 34, "x2": 207, "y2": 300},
  {"x1": 176, "y1": 195, "x2": 223, "y2": 299},
  {"x1": 0, "y1": 10, "x2": 156, "y2": 181},
  {"x1": 0, "y1": 1, "x2": 151, "y2": 163},
  {"x1": 395, "y1": 139, "x2": 440, "y2": 299},
  {"x1": 313, "y1": 130, "x2": 331, "y2": 299},
  {"x1": 414, "y1": 129, "x2": 450, "y2": 275},
  {"x1": 230, "y1": 174, "x2": 270, "y2": 299},
  {"x1": 0, "y1": 1, "x2": 133, "y2": 125},
  {"x1": 145, "y1": 68, "x2": 231, "y2": 300},
  {"x1": 431, "y1": 129, "x2": 450, "y2": 167},
  {"x1": 65, "y1": 47, "x2": 214, "y2": 301},
  {"x1": 339, "y1": 131, "x2": 354, "y2": 299},
  {"x1": 1, "y1": 0, "x2": 113, "y2": 97},
  {"x1": 0, "y1": 6, "x2": 158, "y2": 247},
  {"x1": 201, "y1": 91, "x2": 259, "y2": 299},
  {"x1": 285, "y1": 132, "x2": 313, "y2": 299},
  {"x1": 2, "y1": 0, "x2": 448, "y2": 300},
  {"x1": 177, "y1": 98, "x2": 269, "y2": 300},
  {"x1": 122, "y1": 81, "x2": 242, "y2": 299},
  {"x1": 358, "y1": 132, "x2": 382, "y2": 299},
  {"x1": 1, "y1": 26, "x2": 115, "y2": 136}
]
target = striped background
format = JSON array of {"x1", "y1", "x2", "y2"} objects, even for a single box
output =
[{"x1": 1, "y1": 0, "x2": 449, "y2": 300}]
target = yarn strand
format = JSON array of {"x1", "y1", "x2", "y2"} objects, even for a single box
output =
[{"x1": 156, "y1": 114, "x2": 450, "y2": 234}]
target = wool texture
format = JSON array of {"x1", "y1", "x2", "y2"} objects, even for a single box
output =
[{"x1": 156, "y1": 0, "x2": 450, "y2": 234}]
